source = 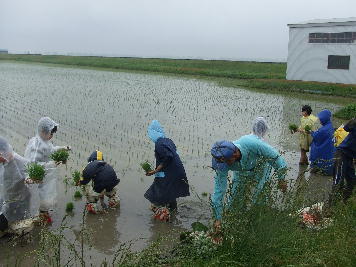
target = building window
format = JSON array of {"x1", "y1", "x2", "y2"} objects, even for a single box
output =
[
  {"x1": 328, "y1": 55, "x2": 350, "y2": 70},
  {"x1": 309, "y1": 32, "x2": 356, "y2": 43}
]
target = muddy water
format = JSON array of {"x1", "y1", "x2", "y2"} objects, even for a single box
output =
[{"x1": 0, "y1": 62, "x2": 343, "y2": 264}]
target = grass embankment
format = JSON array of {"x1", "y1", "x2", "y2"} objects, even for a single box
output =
[
  {"x1": 334, "y1": 104, "x2": 356, "y2": 120},
  {"x1": 122, "y1": 188, "x2": 356, "y2": 266},
  {"x1": 1, "y1": 54, "x2": 356, "y2": 103}
]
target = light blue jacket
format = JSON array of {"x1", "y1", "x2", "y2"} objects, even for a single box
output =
[{"x1": 211, "y1": 134, "x2": 287, "y2": 220}]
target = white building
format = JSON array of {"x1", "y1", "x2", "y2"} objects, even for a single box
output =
[{"x1": 287, "y1": 18, "x2": 356, "y2": 84}]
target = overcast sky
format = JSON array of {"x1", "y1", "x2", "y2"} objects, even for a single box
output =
[{"x1": 0, "y1": 0, "x2": 355, "y2": 61}]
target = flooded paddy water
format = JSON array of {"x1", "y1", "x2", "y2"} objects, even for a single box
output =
[{"x1": 0, "y1": 62, "x2": 343, "y2": 264}]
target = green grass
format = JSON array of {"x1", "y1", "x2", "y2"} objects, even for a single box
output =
[
  {"x1": 0, "y1": 54, "x2": 286, "y2": 79},
  {"x1": 1, "y1": 54, "x2": 355, "y2": 101},
  {"x1": 124, "y1": 186, "x2": 356, "y2": 266},
  {"x1": 334, "y1": 104, "x2": 356, "y2": 120}
]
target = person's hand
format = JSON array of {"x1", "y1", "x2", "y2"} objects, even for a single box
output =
[
  {"x1": 213, "y1": 220, "x2": 222, "y2": 231},
  {"x1": 66, "y1": 146, "x2": 72, "y2": 151},
  {"x1": 278, "y1": 180, "x2": 288, "y2": 193},
  {"x1": 146, "y1": 170, "x2": 156, "y2": 176},
  {"x1": 25, "y1": 178, "x2": 42, "y2": 184},
  {"x1": 25, "y1": 178, "x2": 35, "y2": 184}
]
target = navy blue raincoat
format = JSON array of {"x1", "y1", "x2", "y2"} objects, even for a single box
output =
[
  {"x1": 337, "y1": 118, "x2": 356, "y2": 159},
  {"x1": 310, "y1": 110, "x2": 335, "y2": 175},
  {"x1": 144, "y1": 120, "x2": 190, "y2": 205}
]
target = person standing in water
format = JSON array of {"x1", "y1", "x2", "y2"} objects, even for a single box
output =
[
  {"x1": 24, "y1": 117, "x2": 71, "y2": 223},
  {"x1": 210, "y1": 131, "x2": 288, "y2": 228},
  {"x1": 144, "y1": 120, "x2": 190, "y2": 221},
  {"x1": 309, "y1": 109, "x2": 335, "y2": 175},
  {"x1": 297, "y1": 105, "x2": 318, "y2": 165},
  {"x1": 0, "y1": 137, "x2": 34, "y2": 237}
]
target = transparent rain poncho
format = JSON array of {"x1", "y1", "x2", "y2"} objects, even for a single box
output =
[
  {"x1": 24, "y1": 117, "x2": 66, "y2": 211},
  {"x1": 0, "y1": 137, "x2": 32, "y2": 223},
  {"x1": 252, "y1": 117, "x2": 269, "y2": 139}
]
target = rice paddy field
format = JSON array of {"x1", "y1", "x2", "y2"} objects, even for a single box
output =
[
  {"x1": 1, "y1": 54, "x2": 356, "y2": 100},
  {"x1": 0, "y1": 61, "x2": 348, "y2": 265}
]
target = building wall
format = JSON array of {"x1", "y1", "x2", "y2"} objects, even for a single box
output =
[{"x1": 286, "y1": 25, "x2": 356, "y2": 84}]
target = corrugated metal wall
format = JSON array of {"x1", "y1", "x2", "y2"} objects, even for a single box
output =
[{"x1": 286, "y1": 25, "x2": 356, "y2": 84}]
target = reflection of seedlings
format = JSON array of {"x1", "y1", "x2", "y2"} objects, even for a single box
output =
[
  {"x1": 66, "y1": 202, "x2": 74, "y2": 212},
  {"x1": 72, "y1": 170, "x2": 81, "y2": 185},
  {"x1": 74, "y1": 191, "x2": 82, "y2": 199},
  {"x1": 289, "y1": 124, "x2": 298, "y2": 134},
  {"x1": 27, "y1": 163, "x2": 45, "y2": 182},
  {"x1": 201, "y1": 192, "x2": 208, "y2": 197},
  {"x1": 140, "y1": 161, "x2": 153, "y2": 172},
  {"x1": 51, "y1": 149, "x2": 69, "y2": 164}
]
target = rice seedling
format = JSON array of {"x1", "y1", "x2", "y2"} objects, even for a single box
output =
[
  {"x1": 50, "y1": 149, "x2": 70, "y2": 164},
  {"x1": 72, "y1": 170, "x2": 81, "y2": 185},
  {"x1": 289, "y1": 123, "x2": 298, "y2": 134},
  {"x1": 140, "y1": 161, "x2": 153, "y2": 173},
  {"x1": 304, "y1": 125, "x2": 312, "y2": 133},
  {"x1": 201, "y1": 192, "x2": 208, "y2": 197},
  {"x1": 74, "y1": 190, "x2": 82, "y2": 199},
  {"x1": 26, "y1": 163, "x2": 46, "y2": 182},
  {"x1": 65, "y1": 202, "x2": 74, "y2": 212}
]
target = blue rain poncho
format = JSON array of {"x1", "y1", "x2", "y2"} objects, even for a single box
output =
[
  {"x1": 211, "y1": 134, "x2": 287, "y2": 220},
  {"x1": 144, "y1": 120, "x2": 190, "y2": 205},
  {"x1": 310, "y1": 110, "x2": 335, "y2": 175}
]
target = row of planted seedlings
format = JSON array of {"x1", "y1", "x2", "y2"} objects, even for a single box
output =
[{"x1": 0, "y1": 62, "x2": 304, "y2": 167}]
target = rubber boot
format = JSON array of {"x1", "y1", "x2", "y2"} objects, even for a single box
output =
[
  {"x1": 39, "y1": 211, "x2": 53, "y2": 225},
  {"x1": 86, "y1": 202, "x2": 101, "y2": 214}
]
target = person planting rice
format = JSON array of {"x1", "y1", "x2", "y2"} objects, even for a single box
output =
[
  {"x1": 210, "y1": 122, "x2": 288, "y2": 228},
  {"x1": 0, "y1": 137, "x2": 35, "y2": 237},
  {"x1": 252, "y1": 117, "x2": 269, "y2": 139},
  {"x1": 144, "y1": 120, "x2": 190, "y2": 222},
  {"x1": 78, "y1": 150, "x2": 120, "y2": 214},
  {"x1": 24, "y1": 117, "x2": 71, "y2": 223},
  {"x1": 309, "y1": 110, "x2": 335, "y2": 175},
  {"x1": 293, "y1": 105, "x2": 318, "y2": 165}
]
